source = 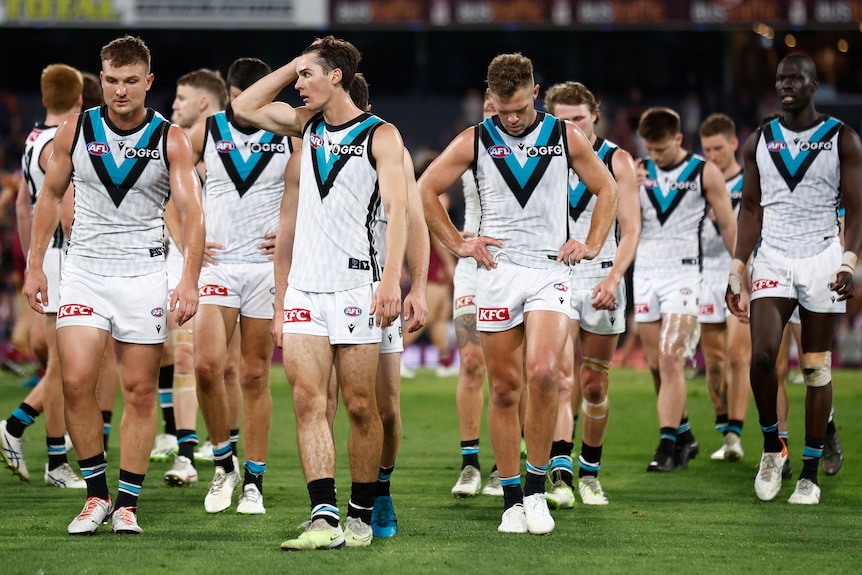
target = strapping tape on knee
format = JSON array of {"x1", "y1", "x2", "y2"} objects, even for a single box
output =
[
  {"x1": 801, "y1": 352, "x2": 832, "y2": 388},
  {"x1": 582, "y1": 397, "x2": 609, "y2": 419},
  {"x1": 170, "y1": 329, "x2": 194, "y2": 348},
  {"x1": 582, "y1": 356, "x2": 611, "y2": 376}
]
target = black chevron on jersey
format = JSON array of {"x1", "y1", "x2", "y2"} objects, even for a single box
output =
[
  {"x1": 763, "y1": 118, "x2": 842, "y2": 193},
  {"x1": 644, "y1": 156, "x2": 704, "y2": 226},
  {"x1": 207, "y1": 114, "x2": 284, "y2": 198},
  {"x1": 309, "y1": 113, "x2": 383, "y2": 200}
]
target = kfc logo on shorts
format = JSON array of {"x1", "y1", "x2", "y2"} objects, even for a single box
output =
[
  {"x1": 455, "y1": 295, "x2": 475, "y2": 310},
  {"x1": 86, "y1": 142, "x2": 110, "y2": 156},
  {"x1": 635, "y1": 303, "x2": 650, "y2": 314},
  {"x1": 309, "y1": 134, "x2": 324, "y2": 149},
  {"x1": 487, "y1": 145, "x2": 512, "y2": 158},
  {"x1": 679, "y1": 287, "x2": 692, "y2": 296},
  {"x1": 478, "y1": 307, "x2": 510, "y2": 321},
  {"x1": 752, "y1": 279, "x2": 779, "y2": 292},
  {"x1": 199, "y1": 284, "x2": 228, "y2": 297},
  {"x1": 151, "y1": 307, "x2": 165, "y2": 318},
  {"x1": 767, "y1": 141, "x2": 787, "y2": 152},
  {"x1": 58, "y1": 304, "x2": 94, "y2": 318},
  {"x1": 700, "y1": 303, "x2": 715, "y2": 315},
  {"x1": 216, "y1": 140, "x2": 236, "y2": 153},
  {"x1": 553, "y1": 283, "x2": 569, "y2": 292},
  {"x1": 343, "y1": 306, "x2": 363, "y2": 317},
  {"x1": 284, "y1": 308, "x2": 311, "y2": 322}
]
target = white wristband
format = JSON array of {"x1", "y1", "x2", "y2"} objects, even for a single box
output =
[{"x1": 727, "y1": 258, "x2": 745, "y2": 296}]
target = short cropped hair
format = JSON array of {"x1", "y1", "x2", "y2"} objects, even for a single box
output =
[
  {"x1": 100, "y1": 35, "x2": 151, "y2": 72},
  {"x1": 349, "y1": 73, "x2": 369, "y2": 110},
  {"x1": 302, "y1": 36, "x2": 362, "y2": 92},
  {"x1": 41, "y1": 64, "x2": 83, "y2": 114},
  {"x1": 699, "y1": 113, "x2": 736, "y2": 140},
  {"x1": 543, "y1": 81, "x2": 600, "y2": 124},
  {"x1": 226, "y1": 58, "x2": 271, "y2": 93},
  {"x1": 637, "y1": 107, "x2": 681, "y2": 142},
  {"x1": 81, "y1": 72, "x2": 104, "y2": 110},
  {"x1": 486, "y1": 53, "x2": 534, "y2": 99},
  {"x1": 178, "y1": 68, "x2": 229, "y2": 110}
]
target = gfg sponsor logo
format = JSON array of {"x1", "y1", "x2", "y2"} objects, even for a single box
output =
[
  {"x1": 455, "y1": 295, "x2": 475, "y2": 309},
  {"x1": 309, "y1": 134, "x2": 324, "y2": 149},
  {"x1": 284, "y1": 308, "x2": 311, "y2": 322},
  {"x1": 58, "y1": 304, "x2": 94, "y2": 318},
  {"x1": 767, "y1": 141, "x2": 787, "y2": 152},
  {"x1": 330, "y1": 144, "x2": 364, "y2": 156},
  {"x1": 200, "y1": 284, "x2": 228, "y2": 297},
  {"x1": 216, "y1": 140, "x2": 236, "y2": 153},
  {"x1": 526, "y1": 144, "x2": 563, "y2": 157},
  {"x1": 343, "y1": 306, "x2": 363, "y2": 317},
  {"x1": 797, "y1": 141, "x2": 832, "y2": 151},
  {"x1": 478, "y1": 307, "x2": 510, "y2": 321},
  {"x1": 87, "y1": 142, "x2": 110, "y2": 156},
  {"x1": 487, "y1": 145, "x2": 512, "y2": 158},
  {"x1": 251, "y1": 141, "x2": 286, "y2": 153},
  {"x1": 665, "y1": 180, "x2": 698, "y2": 191},
  {"x1": 124, "y1": 147, "x2": 160, "y2": 160},
  {"x1": 752, "y1": 279, "x2": 779, "y2": 292}
]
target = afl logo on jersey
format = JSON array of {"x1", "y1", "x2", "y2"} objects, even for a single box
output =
[
  {"x1": 487, "y1": 145, "x2": 512, "y2": 158},
  {"x1": 343, "y1": 306, "x2": 363, "y2": 317},
  {"x1": 87, "y1": 142, "x2": 110, "y2": 156},
  {"x1": 216, "y1": 140, "x2": 236, "y2": 153},
  {"x1": 643, "y1": 178, "x2": 658, "y2": 189},
  {"x1": 767, "y1": 141, "x2": 787, "y2": 152},
  {"x1": 309, "y1": 134, "x2": 324, "y2": 149}
]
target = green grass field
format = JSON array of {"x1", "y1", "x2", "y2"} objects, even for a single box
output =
[{"x1": 0, "y1": 364, "x2": 860, "y2": 574}]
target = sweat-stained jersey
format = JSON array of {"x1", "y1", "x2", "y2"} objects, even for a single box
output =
[
  {"x1": 473, "y1": 112, "x2": 570, "y2": 269},
  {"x1": 636, "y1": 153, "x2": 708, "y2": 274},
  {"x1": 756, "y1": 116, "x2": 843, "y2": 258},
  {"x1": 201, "y1": 108, "x2": 287, "y2": 263},
  {"x1": 290, "y1": 112, "x2": 385, "y2": 293},
  {"x1": 67, "y1": 106, "x2": 170, "y2": 277}
]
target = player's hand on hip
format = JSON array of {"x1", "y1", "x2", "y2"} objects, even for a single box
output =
[
  {"x1": 259, "y1": 232, "x2": 277, "y2": 260},
  {"x1": 171, "y1": 278, "x2": 199, "y2": 326},
  {"x1": 22, "y1": 269, "x2": 48, "y2": 314},
  {"x1": 558, "y1": 238, "x2": 593, "y2": 265},
  {"x1": 203, "y1": 242, "x2": 225, "y2": 267},
  {"x1": 829, "y1": 269, "x2": 855, "y2": 301},
  {"x1": 371, "y1": 279, "x2": 402, "y2": 328},
  {"x1": 456, "y1": 236, "x2": 502, "y2": 270}
]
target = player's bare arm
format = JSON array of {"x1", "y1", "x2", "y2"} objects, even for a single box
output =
[
  {"x1": 592, "y1": 147, "x2": 640, "y2": 310},
  {"x1": 562, "y1": 122, "x2": 618, "y2": 263},
  {"x1": 271, "y1": 151, "x2": 300, "y2": 348},
  {"x1": 830, "y1": 126, "x2": 862, "y2": 300},
  {"x1": 403, "y1": 148, "x2": 430, "y2": 333},
  {"x1": 702, "y1": 160, "x2": 737, "y2": 255},
  {"x1": 166, "y1": 124, "x2": 206, "y2": 326},
  {"x1": 230, "y1": 57, "x2": 309, "y2": 138},
  {"x1": 418, "y1": 127, "x2": 502, "y2": 269},
  {"x1": 371, "y1": 123, "x2": 408, "y2": 328},
  {"x1": 727, "y1": 130, "x2": 763, "y2": 318},
  {"x1": 22, "y1": 114, "x2": 77, "y2": 313}
]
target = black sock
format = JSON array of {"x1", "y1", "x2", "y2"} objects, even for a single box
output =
[
  {"x1": 500, "y1": 475, "x2": 523, "y2": 510},
  {"x1": 727, "y1": 419, "x2": 744, "y2": 437},
  {"x1": 158, "y1": 365, "x2": 176, "y2": 436},
  {"x1": 549, "y1": 440, "x2": 574, "y2": 486},
  {"x1": 826, "y1": 419, "x2": 836, "y2": 435},
  {"x1": 78, "y1": 454, "x2": 109, "y2": 500},
  {"x1": 677, "y1": 418, "x2": 695, "y2": 445},
  {"x1": 230, "y1": 428, "x2": 239, "y2": 457},
  {"x1": 308, "y1": 478, "x2": 339, "y2": 527},
  {"x1": 460, "y1": 439, "x2": 479, "y2": 470},
  {"x1": 102, "y1": 411, "x2": 113, "y2": 452},
  {"x1": 800, "y1": 435, "x2": 823, "y2": 483},
  {"x1": 46, "y1": 436, "x2": 67, "y2": 470},
  {"x1": 116, "y1": 469, "x2": 145, "y2": 509},
  {"x1": 348, "y1": 482, "x2": 376, "y2": 524},
  {"x1": 376, "y1": 464, "x2": 394, "y2": 497},
  {"x1": 578, "y1": 443, "x2": 603, "y2": 478},
  {"x1": 715, "y1": 413, "x2": 729, "y2": 434},
  {"x1": 659, "y1": 427, "x2": 677, "y2": 456},
  {"x1": 6, "y1": 403, "x2": 39, "y2": 437},
  {"x1": 761, "y1": 422, "x2": 783, "y2": 452},
  {"x1": 242, "y1": 461, "x2": 266, "y2": 493},
  {"x1": 176, "y1": 429, "x2": 198, "y2": 462}
]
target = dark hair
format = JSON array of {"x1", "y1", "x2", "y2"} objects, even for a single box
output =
[
  {"x1": 349, "y1": 73, "x2": 369, "y2": 110},
  {"x1": 100, "y1": 35, "x2": 151, "y2": 72},
  {"x1": 637, "y1": 107, "x2": 681, "y2": 141},
  {"x1": 301, "y1": 35, "x2": 362, "y2": 92},
  {"x1": 81, "y1": 72, "x2": 104, "y2": 110},
  {"x1": 177, "y1": 68, "x2": 229, "y2": 110},
  {"x1": 226, "y1": 58, "x2": 272, "y2": 92},
  {"x1": 543, "y1": 81, "x2": 600, "y2": 124},
  {"x1": 486, "y1": 53, "x2": 534, "y2": 99}
]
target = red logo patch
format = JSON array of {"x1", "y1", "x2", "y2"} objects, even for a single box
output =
[
  {"x1": 215, "y1": 140, "x2": 236, "y2": 153},
  {"x1": 635, "y1": 303, "x2": 650, "y2": 314},
  {"x1": 700, "y1": 304, "x2": 715, "y2": 315},
  {"x1": 309, "y1": 134, "x2": 324, "y2": 149},
  {"x1": 58, "y1": 304, "x2": 94, "y2": 318},
  {"x1": 284, "y1": 308, "x2": 311, "y2": 322},
  {"x1": 199, "y1": 284, "x2": 228, "y2": 297},
  {"x1": 767, "y1": 141, "x2": 787, "y2": 152},
  {"x1": 752, "y1": 279, "x2": 779, "y2": 292},
  {"x1": 455, "y1": 295, "x2": 475, "y2": 309},
  {"x1": 86, "y1": 142, "x2": 110, "y2": 156},
  {"x1": 478, "y1": 307, "x2": 510, "y2": 321}
]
